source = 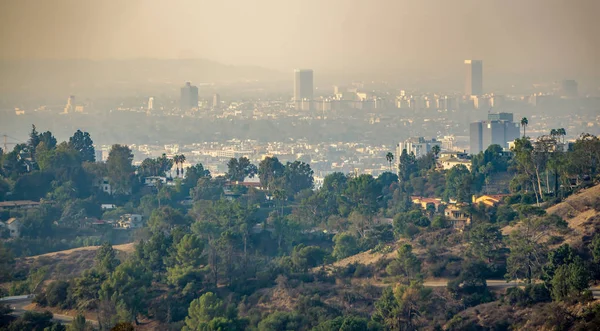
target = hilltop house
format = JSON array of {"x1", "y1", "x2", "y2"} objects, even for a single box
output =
[
  {"x1": 444, "y1": 205, "x2": 471, "y2": 231},
  {"x1": 2, "y1": 218, "x2": 22, "y2": 238},
  {"x1": 116, "y1": 214, "x2": 143, "y2": 229},
  {"x1": 472, "y1": 194, "x2": 509, "y2": 207}
]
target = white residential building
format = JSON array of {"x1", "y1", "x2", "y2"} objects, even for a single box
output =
[{"x1": 395, "y1": 137, "x2": 441, "y2": 166}]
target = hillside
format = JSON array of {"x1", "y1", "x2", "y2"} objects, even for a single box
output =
[
  {"x1": 502, "y1": 184, "x2": 600, "y2": 244},
  {"x1": 26, "y1": 243, "x2": 135, "y2": 260},
  {"x1": 17, "y1": 243, "x2": 135, "y2": 282},
  {"x1": 546, "y1": 184, "x2": 600, "y2": 243}
]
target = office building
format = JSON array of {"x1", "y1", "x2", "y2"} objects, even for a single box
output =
[
  {"x1": 464, "y1": 60, "x2": 483, "y2": 96},
  {"x1": 559, "y1": 80, "x2": 578, "y2": 98},
  {"x1": 470, "y1": 113, "x2": 520, "y2": 154},
  {"x1": 487, "y1": 112, "x2": 513, "y2": 122},
  {"x1": 294, "y1": 69, "x2": 314, "y2": 109},
  {"x1": 148, "y1": 97, "x2": 154, "y2": 111},
  {"x1": 213, "y1": 93, "x2": 221, "y2": 109},
  {"x1": 63, "y1": 95, "x2": 75, "y2": 114},
  {"x1": 396, "y1": 137, "x2": 441, "y2": 167},
  {"x1": 180, "y1": 82, "x2": 199, "y2": 111}
]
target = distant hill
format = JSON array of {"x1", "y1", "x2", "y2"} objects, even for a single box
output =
[{"x1": 0, "y1": 58, "x2": 285, "y2": 97}]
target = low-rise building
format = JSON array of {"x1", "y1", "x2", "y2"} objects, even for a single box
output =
[
  {"x1": 438, "y1": 157, "x2": 472, "y2": 171},
  {"x1": 5, "y1": 218, "x2": 22, "y2": 238},
  {"x1": 117, "y1": 214, "x2": 144, "y2": 229},
  {"x1": 0, "y1": 200, "x2": 41, "y2": 211},
  {"x1": 411, "y1": 196, "x2": 444, "y2": 210},
  {"x1": 444, "y1": 205, "x2": 471, "y2": 231},
  {"x1": 472, "y1": 194, "x2": 509, "y2": 207}
]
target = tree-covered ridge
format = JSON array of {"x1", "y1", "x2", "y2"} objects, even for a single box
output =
[{"x1": 1, "y1": 126, "x2": 600, "y2": 330}]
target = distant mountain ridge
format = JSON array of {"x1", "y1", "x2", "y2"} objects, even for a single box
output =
[{"x1": 0, "y1": 58, "x2": 285, "y2": 95}]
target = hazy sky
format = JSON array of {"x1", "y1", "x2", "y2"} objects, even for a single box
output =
[{"x1": 1, "y1": 0, "x2": 598, "y2": 76}]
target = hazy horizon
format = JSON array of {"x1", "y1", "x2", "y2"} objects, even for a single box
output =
[{"x1": 1, "y1": 0, "x2": 599, "y2": 79}]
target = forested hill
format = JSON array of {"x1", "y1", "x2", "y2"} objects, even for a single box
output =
[{"x1": 1, "y1": 128, "x2": 600, "y2": 330}]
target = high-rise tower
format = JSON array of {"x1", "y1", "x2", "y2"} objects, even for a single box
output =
[
  {"x1": 464, "y1": 60, "x2": 483, "y2": 96},
  {"x1": 63, "y1": 95, "x2": 75, "y2": 114},
  {"x1": 180, "y1": 82, "x2": 199, "y2": 111},
  {"x1": 294, "y1": 69, "x2": 314, "y2": 110}
]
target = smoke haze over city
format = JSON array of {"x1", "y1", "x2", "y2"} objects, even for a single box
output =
[
  {"x1": 1, "y1": 0, "x2": 598, "y2": 78},
  {"x1": 1, "y1": 2, "x2": 600, "y2": 330}
]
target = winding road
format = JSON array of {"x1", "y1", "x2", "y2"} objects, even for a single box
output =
[{"x1": 0, "y1": 295, "x2": 97, "y2": 325}]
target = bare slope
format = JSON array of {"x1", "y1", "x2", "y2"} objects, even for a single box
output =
[
  {"x1": 26, "y1": 243, "x2": 135, "y2": 260},
  {"x1": 503, "y1": 184, "x2": 600, "y2": 244}
]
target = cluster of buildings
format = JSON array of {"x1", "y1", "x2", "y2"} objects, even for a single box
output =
[{"x1": 469, "y1": 112, "x2": 521, "y2": 154}]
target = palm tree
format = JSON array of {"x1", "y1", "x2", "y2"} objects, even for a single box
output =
[
  {"x1": 385, "y1": 152, "x2": 394, "y2": 171},
  {"x1": 179, "y1": 154, "x2": 186, "y2": 177},
  {"x1": 173, "y1": 155, "x2": 181, "y2": 177},
  {"x1": 431, "y1": 145, "x2": 441, "y2": 158},
  {"x1": 558, "y1": 128, "x2": 566, "y2": 144},
  {"x1": 550, "y1": 129, "x2": 558, "y2": 138},
  {"x1": 520, "y1": 117, "x2": 529, "y2": 137}
]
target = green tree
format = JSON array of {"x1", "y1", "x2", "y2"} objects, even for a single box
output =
[
  {"x1": 569, "y1": 133, "x2": 600, "y2": 178},
  {"x1": 69, "y1": 130, "x2": 95, "y2": 162},
  {"x1": 258, "y1": 156, "x2": 285, "y2": 189},
  {"x1": 27, "y1": 124, "x2": 41, "y2": 160},
  {"x1": 386, "y1": 152, "x2": 394, "y2": 171},
  {"x1": 226, "y1": 157, "x2": 257, "y2": 182},
  {"x1": 506, "y1": 214, "x2": 567, "y2": 282},
  {"x1": 521, "y1": 117, "x2": 528, "y2": 137},
  {"x1": 0, "y1": 242, "x2": 14, "y2": 282},
  {"x1": 66, "y1": 313, "x2": 92, "y2": 331},
  {"x1": 291, "y1": 244, "x2": 327, "y2": 271},
  {"x1": 283, "y1": 161, "x2": 314, "y2": 194},
  {"x1": 106, "y1": 144, "x2": 134, "y2": 194},
  {"x1": 332, "y1": 232, "x2": 360, "y2": 260},
  {"x1": 71, "y1": 269, "x2": 106, "y2": 310},
  {"x1": 551, "y1": 259, "x2": 590, "y2": 301},
  {"x1": 167, "y1": 234, "x2": 206, "y2": 289},
  {"x1": 258, "y1": 311, "x2": 304, "y2": 331},
  {"x1": 443, "y1": 164, "x2": 472, "y2": 203},
  {"x1": 313, "y1": 315, "x2": 375, "y2": 331},
  {"x1": 398, "y1": 149, "x2": 417, "y2": 181},
  {"x1": 191, "y1": 177, "x2": 225, "y2": 201},
  {"x1": 344, "y1": 174, "x2": 382, "y2": 217},
  {"x1": 448, "y1": 260, "x2": 494, "y2": 307},
  {"x1": 147, "y1": 206, "x2": 187, "y2": 233},
  {"x1": 138, "y1": 155, "x2": 174, "y2": 177},
  {"x1": 38, "y1": 130, "x2": 57, "y2": 150},
  {"x1": 467, "y1": 223, "x2": 504, "y2": 264},
  {"x1": 386, "y1": 244, "x2": 421, "y2": 280},
  {"x1": 95, "y1": 242, "x2": 120, "y2": 274},
  {"x1": 99, "y1": 260, "x2": 152, "y2": 325},
  {"x1": 44, "y1": 280, "x2": 70, "y2": 308},
  {"x1": 373, "y1": 282, "x2": 431, "y2": 331},
  {"x1": 590, "y1": 234, "x2": 600, "y2": 264},
  {"x1": 182, "y1": 292, "x2": 225, "y2": 331},
  {"x1": 431, "y1": 145, "x2": 441, "y2": 158}
]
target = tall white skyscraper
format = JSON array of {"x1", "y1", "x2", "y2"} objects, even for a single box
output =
[
  {"x1": 148, "y1": 97, "x2": 154, "y2": 111},
  {"x1": 464, "y1": 60, "x2": 483, "y2": 96},
  {"x1": 63, "y1": 95, "x2": 75, "y2": 114}
]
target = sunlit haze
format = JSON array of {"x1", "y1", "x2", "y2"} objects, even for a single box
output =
[{"x1": 1, "y1": 0, "x2": 598, "y2": 77}]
